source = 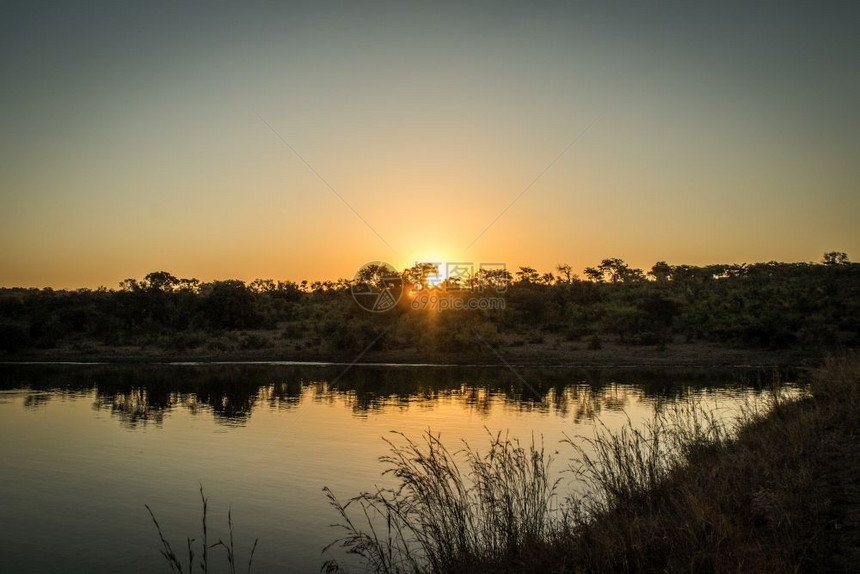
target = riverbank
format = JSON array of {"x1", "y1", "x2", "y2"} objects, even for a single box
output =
[
  {"x1": 322, "y1": 353, "x2": 859, "y2": 573},
  {"x1": 477, "y1": 353, "x2": 860, "y2": 572},
  {"x1": 0, "y1": 337, "x2": 818, "y2": 368}
]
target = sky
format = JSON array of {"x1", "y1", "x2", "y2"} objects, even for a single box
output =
[{"x1": 1, "y1": 1, "x2": 858, "y2": 288}]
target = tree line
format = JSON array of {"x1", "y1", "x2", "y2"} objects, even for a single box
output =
[{"x1": 0, "y1": 252, "x2": 857, "y2": 355}]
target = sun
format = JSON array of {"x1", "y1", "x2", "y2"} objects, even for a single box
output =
[
  {"x1": 425, "y1": 266, "x2": 447, "y2": 288},
  {"x1": 397, "y1": 256, "x2": 456, "y2": 296},
  {"x1": 402, "y1": 252, "x2": 450, "y2": 282},
  {"x1": 401, "y1": 242, "x2": 476, "y2": 291}
]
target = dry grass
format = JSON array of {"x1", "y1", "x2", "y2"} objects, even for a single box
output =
[
  {"x1": 323, "y1": 353, "x2": 860, "y2": 573},
  {"x1": 322, "y1": 430, "x2": 559, "y2": 573},
  {"x1": 146, "y1": 485, "x2": 258, "y2": 574}
]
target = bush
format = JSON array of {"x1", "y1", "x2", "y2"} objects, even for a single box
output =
[
  {"x1": 240, "y1": 333, "x2": 270, "y2": 350},
  {"x1": 0, "y1": 320, "x2": 30, "y2": 351},
  {"x1": 164, "y1": 330, "x2": 207, "y2": 351}
]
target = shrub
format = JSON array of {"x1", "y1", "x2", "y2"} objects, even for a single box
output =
[{"x1": 0, "y1": 320, "x2": 30, "y2": 351}]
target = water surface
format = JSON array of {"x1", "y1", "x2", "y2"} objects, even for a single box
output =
[{"x1": 0, "y1": 364, "x2": 791, "y2": 573}]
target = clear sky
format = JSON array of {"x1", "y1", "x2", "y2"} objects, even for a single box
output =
[{"x1": 1, "y1": 1, "x2": 858, "y2": 288}]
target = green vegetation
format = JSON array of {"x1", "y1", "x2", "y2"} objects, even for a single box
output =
[
  {"x1": 322, "y1": 353, "x2": 860, "y2": 572},
  {"x1": 0, "y1": 253, "x2": 857, "y2": 361}
]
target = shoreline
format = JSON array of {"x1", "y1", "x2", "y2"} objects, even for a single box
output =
[
  {"x1": 0, "y1": 353, "x2": 821, "y2": 369},
  {"x1": 521, "y1": 353, "x2": 860, "y2": 572},
  {"x1": 0, "y1": 341, "x2": 818, "y2": 369},
  {"x1": 321, "y1": 352, "x2": 860, "y2": 572}
]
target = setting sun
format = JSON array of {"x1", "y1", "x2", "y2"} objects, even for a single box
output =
[{"x1": 425, "y1": 267, "x2": 446, "y2": 288}]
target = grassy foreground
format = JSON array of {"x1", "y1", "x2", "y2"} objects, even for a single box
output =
[{"x1": 323, "y1": 353, "x2": 860, "y2": 573}]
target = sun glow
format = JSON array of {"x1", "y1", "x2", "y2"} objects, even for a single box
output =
[
  {"x1": 425, "y1": 265, "x2": 446, "y2": 288},
  {"x1": 402, "y1": 251, "x2": 453, "y2": 288}
]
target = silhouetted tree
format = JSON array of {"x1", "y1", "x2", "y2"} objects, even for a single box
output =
[
  {"x1": 143, "y1": 271, "x2": 180, "y2": 292},
  {"x1": 595, "y1": 258, "x2": 645, "y2": 283},
  {"x1": 822, "y1": 251, "x2": 850, "y2": 265},
  {"x1": 583, "y1": 267, "x2": 604, "y2": 283},
  {"x1": 556, "y1": 264, "x2": 575, "y2": 284},
  {"x1": 516, "y1": 267, "x2": 540, "y2": 285},
  {"x1": 648, "y1": 261, "x2": 673, "y2": 283}
]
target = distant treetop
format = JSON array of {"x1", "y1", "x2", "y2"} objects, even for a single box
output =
[{"x1": 822, "y1": 251, "x2": 850, "y2": 266}]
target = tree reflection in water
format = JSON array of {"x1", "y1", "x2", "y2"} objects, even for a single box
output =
[{"x1": 0, "y1": 364, "x2": 791, "y2": 429}]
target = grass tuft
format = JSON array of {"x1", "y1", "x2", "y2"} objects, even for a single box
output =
[
  {"x1": 145, "y1": 486, "x2": 258, "y2": 574},
  {"x1": 323, "y1": 429, "x2": 559, "y2": 573}
]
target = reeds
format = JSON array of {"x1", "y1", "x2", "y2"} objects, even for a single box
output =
[
  {"x1": 322, "y1": 430, "x2": 559, "y2": 573},
  {"x1": 145, "y1": 485, "x2": 257, "y2": 574},
  {"x1": 566, "y1": 398, "x2": 734, "y2": 517}
]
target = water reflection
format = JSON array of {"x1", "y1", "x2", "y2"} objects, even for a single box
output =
[
  {"x1": 22, "y1": 392, "x2": 51, "y2": 409},
  {"x1": 0, "y1": 364, "x2": 792, "y2": 429},
  {"x1": 0, "y1": 363, "x2": 800, "y2": 574}
]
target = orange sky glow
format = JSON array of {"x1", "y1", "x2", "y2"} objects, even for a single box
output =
[{"x1": 1, "y1": 2, "x2": 858, "y2": 288}]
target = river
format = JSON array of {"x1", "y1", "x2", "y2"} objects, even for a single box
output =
[{"x1": 0, "y1": 363, "x2": 793, "y2": 573}]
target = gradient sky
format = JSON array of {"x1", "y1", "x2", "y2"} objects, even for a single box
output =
[{"x1": 1, "y1": 1, "x2": 858, "y2": 288}]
